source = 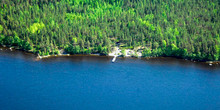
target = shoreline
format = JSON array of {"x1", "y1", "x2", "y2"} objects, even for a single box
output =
[{"x1": 1, "y1": 46, "x2": 219, "y2": 65}]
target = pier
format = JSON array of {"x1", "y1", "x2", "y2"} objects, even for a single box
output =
[{"x1": 112, "y1": 55, "x2": 117, "y2": 63}]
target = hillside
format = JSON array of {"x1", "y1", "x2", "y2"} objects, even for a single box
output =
[{"x1": 0, "y1": 0, "x2": 220, "y2": 61}]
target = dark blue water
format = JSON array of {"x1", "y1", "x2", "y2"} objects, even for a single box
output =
[{"x1": 0, "y1": 49, "x2": 220, "y2": 110}]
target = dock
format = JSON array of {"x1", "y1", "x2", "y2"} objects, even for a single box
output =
[{"x1": 112, "y1": 55, "x2": 117, "y2": 63}]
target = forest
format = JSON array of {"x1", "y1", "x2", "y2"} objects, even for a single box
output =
[{"x1": 0, "y1": 0, "x2": 220, "y2": 61}]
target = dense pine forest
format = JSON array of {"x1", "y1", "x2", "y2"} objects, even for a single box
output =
[{"x1": 0, "y1": 0, "x2": 220, "y2": 61}]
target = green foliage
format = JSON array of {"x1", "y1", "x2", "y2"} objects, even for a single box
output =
[
  {"x1": 28, "y1": 22, "x2": 45, "y2": 34},
  {"x1": 13, "y1": 36, "x2": 21, "y2": 46},
  {"x1": 162, "y1": 40, "x2": 166, "y2": 48},
  {"x1": 98, "y1": 44, "x2": 102, "y2": 53},
  {"x1": 0, "y1": 35, "x2": 5, "y2": 45},
  {"x1": 65, "y1": 44, "x2": 81, "y2": 54},
  {"x1": 0, "y1": 0, "x2": 219, "y2": 61},
  {"x1": 165, "y1": 44, "x2": 179, "y2": 56},
  {"x1": 65, "y1": 13, "x2": 83, "y2": 21},
  {"x1": 214, "y1": 45, "x2": 219, "y2": 60},
  {"x1": 0, "y1": 25, "x2": 3, "y2": 34},
  {"x1": 22, "y1": 41, "x2": 33, "y2": 51},
  {"x1": 72, "y1": 37, "x2": 78, "y2": 44},
  {"x1": 101, "y1": 47, "x2": 108, "y2": 55},
  {"x1": 145, "y1": 14, "x2": 154, "y2": 21},
  {"x1": 142, "y1": 48, "x2": 152, "y2": 57},
  {"x1": 121, "y1": 48, "x2": 126, "y2": 57}
]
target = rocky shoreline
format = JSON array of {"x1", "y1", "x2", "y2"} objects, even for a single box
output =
[
  {"x1": 1, "y1": 46, "x2": 220, "y2": 65},
  {"x1": 108, "y1": 47, "x2": 142, "y2": 58}
]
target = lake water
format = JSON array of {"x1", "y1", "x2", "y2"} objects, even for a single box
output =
[{"x1": 0, "y1": 48, "x2": 220, "y2": 110}]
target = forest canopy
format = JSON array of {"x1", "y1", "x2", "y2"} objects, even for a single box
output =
[{"x1": 0, "y1": 0, "x2": 220, "y2": 61}]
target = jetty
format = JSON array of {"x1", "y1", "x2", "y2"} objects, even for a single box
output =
[{"x1": 112, "y1": 55, "x2": 117, "y2": 63}]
